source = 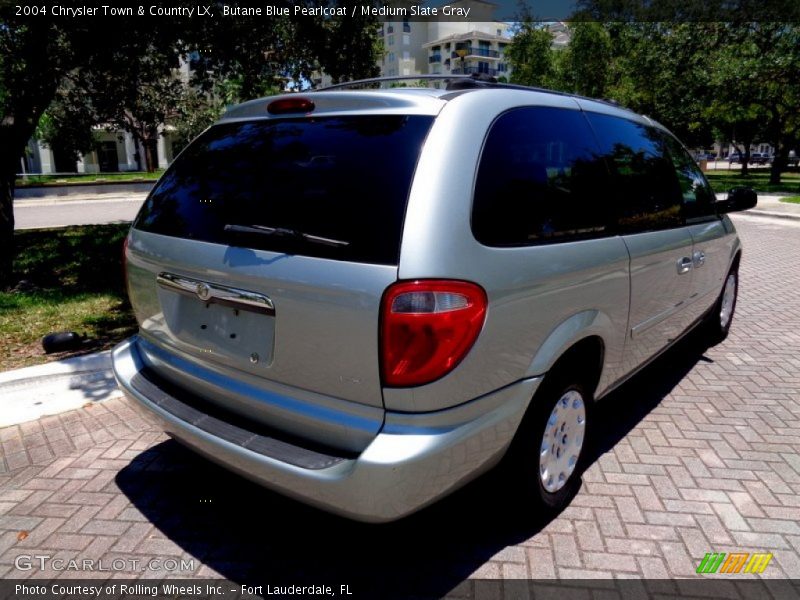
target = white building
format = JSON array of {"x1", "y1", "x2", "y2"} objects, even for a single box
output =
[
  {"x1": 21, "y1": 131, "x2": 175, "y2": 175},
  {"x1": 20, "y1": 58, "x2": 193, "y2": 175},
  {"x1": 379, "y1": 0, "x2": 513, "y2": 80}
]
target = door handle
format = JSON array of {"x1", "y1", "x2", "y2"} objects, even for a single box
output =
[
  {"x1": 693, "y1": 250, "x2": 706, "y2": 267},
  {"x1": 677, "y1": 257, "x2": 693, "y2": 275}
]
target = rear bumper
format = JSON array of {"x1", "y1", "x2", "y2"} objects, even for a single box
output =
[{"x1": 112, "y1": 336, "x2": 540, "y2": 522}]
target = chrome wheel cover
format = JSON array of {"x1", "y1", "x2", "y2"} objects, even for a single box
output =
[
  {"x1": 539, "y1": 390, "x2": 586, "y2": 493},
  {"x1": 720, "y1": 273, "x2": 736, "y2": 330}
]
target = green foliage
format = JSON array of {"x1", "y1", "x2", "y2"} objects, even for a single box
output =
[
  {"x1": 170, "y1": 88, "x2": 228, "y2": 156},
  {"x1": 35, "y1": 75, "x2": 100, "y2": 164},
  {"x1": 0, "y1": 6, "x2": 383, "y2": 285},
  {"x1": 705, "y1": 171, "x2": 800, "y2": 195},
  {"x1": 1, "y1": 224, "x2": 136, "y2": 369},
  {"x1": 558, "y1": 22, "x2": 611, "y2": 98},
  {"x1": 506, "y1": 23, "x2": 556, "y2": 88},
  {"x1": 317, "y1": 1, "x2": 381, "y2": 85}
]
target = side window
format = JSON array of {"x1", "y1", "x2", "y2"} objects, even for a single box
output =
[
  {"x1": 472, "y1": 107, "x2": 611, "y2": 246},
  {"x1": 586, "y1": 112, "x2": 683, "y2": 233},
  {"x1": 661, "y1": 133, "x2": 718, "y2": 222}
]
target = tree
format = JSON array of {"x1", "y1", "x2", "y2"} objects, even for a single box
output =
[
  {"x1": 0, "y1": 10, "x2": 190, "y2": 287},
  {"x1": 558, "y1": 22, "x2": 611, "y2": 98},
  {"x1": 35, "y1": 81, "x2": 99, "y2": 171},
  {"x1": 187, "y1": 3, "x2": 379, "y2": 97},
  {"x1": 170, "y1": 85, "x2": 232, "y2": 157},
  {"x1": 0, "y1": 4, "x2": 382, "y2": 288},
  {"x1": 601, "y1": 23, "x2": 715, "y2": 148},
  {"x1": 573, "y1": 2, "x2": 800, "y2": 183},
  {"x1": 93, "y1": 50, "x2": 185, "y2": 172},
  {"x1": 503, "y1": 3, "x2": 556, "y2": 88},
  {"x1": 506, "y1": 23, "x2": 556, "y2": 88},
  {"x1": 316, "y1": 1, "x2": 381, "y2": 84},
  {"x1": 0, "y1": 17, "x2": 89, "y2": 287}
]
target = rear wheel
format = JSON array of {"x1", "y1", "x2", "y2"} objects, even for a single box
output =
[{"x1": 506, "y1": 374, "x2": 591, "y2": 511}]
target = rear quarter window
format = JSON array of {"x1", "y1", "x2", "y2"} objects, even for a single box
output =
[
  {"x1": 472, "y1": 106, "x2": 612, "y2": 246},
  {"x1": 134, "y1": 115, "x2": 434, "y2": 265}
]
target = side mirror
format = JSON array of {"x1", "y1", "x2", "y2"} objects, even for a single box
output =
[{"x1": 718, "y1": 187, "x2": 757, "y2": 214}]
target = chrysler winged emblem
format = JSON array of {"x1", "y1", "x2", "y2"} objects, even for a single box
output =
[{"x1": 196, "y1": 282, "x2": 211, "y2": 301}]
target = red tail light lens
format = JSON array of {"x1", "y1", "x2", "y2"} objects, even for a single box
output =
[
  {"x1": 122, "y1": 235, "x2": 130, "y2": 296},
  {"x1": 381, "y1": 280, "x2": 487, "y2": 387}
]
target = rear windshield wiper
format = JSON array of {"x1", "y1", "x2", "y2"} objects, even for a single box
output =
[{"x1": 223, "y1": 224, "x2": 350, "y2": 248}]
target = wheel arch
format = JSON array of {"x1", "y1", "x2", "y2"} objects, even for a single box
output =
[{"x1": 526, "y1": 310, "x2": 609, "y2": 398}]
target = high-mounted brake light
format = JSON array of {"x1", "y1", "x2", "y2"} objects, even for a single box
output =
[
  {"x1": 380, "y1": 280, "x2": 487, "y2": 387},
  {"x1": 267, "y1": 97, "x2": 315, "y2": 115}
]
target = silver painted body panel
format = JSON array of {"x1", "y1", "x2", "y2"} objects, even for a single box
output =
[
  {"x1": 126, "y1": 229, "x2": 396, "y2": 442},
  {"x1": 113, "y1": 337, "x2": 540, "y2": 523},
  {"x1": 620, "y1": 228, "x2": 696, "y2": 373}
]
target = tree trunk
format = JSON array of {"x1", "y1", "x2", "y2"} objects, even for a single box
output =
[
  {"x1": 0, "y1": 170, "x2": 14, "y2": 290},
  {"x1": 734, "y1": 143, "x2": 749, "y2": 176},
  {"x1": 769, "y1": 139, "x2": 784, "y2": 185},
  {"x1": 143, "y1": 138, "x2": 158, "y2": 173}
]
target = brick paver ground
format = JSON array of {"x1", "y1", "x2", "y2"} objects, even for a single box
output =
[{"x1": 1, "y1": 215, "x2": 799, "y2": 593}]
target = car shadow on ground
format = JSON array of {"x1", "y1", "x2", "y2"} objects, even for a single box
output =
[{"x1": 116, "y1": 328, "x2": 714, "y2": 597}]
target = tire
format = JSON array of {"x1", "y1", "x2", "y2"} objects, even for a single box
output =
[
  {"x1": 704, "y1": 266, "x2": 738, "y2": 344},
  {"x1": 504, "y1": 373, "x2": 591, "y2": 511}
]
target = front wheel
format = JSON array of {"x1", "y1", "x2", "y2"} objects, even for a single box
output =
[{"x1": 704, "y1": 267, "x2": 738, "y2": 344}]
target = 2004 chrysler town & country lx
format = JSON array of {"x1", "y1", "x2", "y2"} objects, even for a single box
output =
[{"x1": 112, "y1": 77, "x2": 756, "y2": 522}]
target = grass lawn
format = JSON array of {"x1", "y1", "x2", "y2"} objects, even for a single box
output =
[
  {"x1": 15, "y1": 171, "x2": 163, "y2": 187},
  {"x1": 781, "y1": 196, "x2": 800, "y2": 204},
  {"x1": 705, "y1": 170, "x2": 800, "y2": 195},
  {"x1": 0, "y1": 224, "x2": 137, "y2": 371}
]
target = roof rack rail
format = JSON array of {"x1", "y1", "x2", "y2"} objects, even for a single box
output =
[
  {"x1": 317, "y1": 73, "x2": 631, "y2": 111},
  {"x1": 318, "y1": 74, "x2": 473, "y2": 91}
]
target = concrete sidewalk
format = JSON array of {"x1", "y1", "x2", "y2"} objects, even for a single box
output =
[
  {"x1": 744, "y1": 194, "x2": 800, "y2": 220},
  {"x1": 0, "y1": 351, "x2": 121, "y2": 428},
  {"x1": 14, "y1": 191, "x2": 148, "y2": 207}
]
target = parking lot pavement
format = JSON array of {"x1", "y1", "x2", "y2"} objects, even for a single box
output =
[{"x1": 0, "y1": 214, "x2": 799, "y2": 591}]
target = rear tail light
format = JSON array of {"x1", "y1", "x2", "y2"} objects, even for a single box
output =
[
  {"x1": 122, "y1": 235, "x2": 130, "y2": 295},
  {"x1": 380, "y1": 280, "x2": 487, "y2": 387}
]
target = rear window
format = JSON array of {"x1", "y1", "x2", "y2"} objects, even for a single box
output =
[{"x1": 134, "y1": 115, "x2": 434, "y2": 265}]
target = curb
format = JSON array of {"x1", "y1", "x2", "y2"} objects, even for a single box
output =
[
  {"x1": 744, "y1": 209, "x2": 800, "y2": 221},
  {"x1": 0, "y1": 350, "x2": 112, "y2": 386},
  {"x1": 14, "y1": 181, "x2": 155, "y2": 199},
  {"x1": 14, "y1": 193, "x2": 149, "y2": 208},
  {"x1": 0, "y1": 350, "x2": 122, "y2": 428}
]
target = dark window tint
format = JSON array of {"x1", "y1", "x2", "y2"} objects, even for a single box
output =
[
  {"x1": 586, "y1": 113, "x2": 683, "y2": 233},
  {"x1": 472, "y1": 107, "x2": 611, "y2": 246},
  {"x1": 661, "y1": 133, "x2": 717, "y2": 222},
  {"x1": 134, "y1": 115, "x2": 434, "y2": 265}
]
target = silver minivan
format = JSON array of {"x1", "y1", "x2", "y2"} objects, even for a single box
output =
[{"x1": 112, "y1": 77, "x2": 756, "y2": 522}]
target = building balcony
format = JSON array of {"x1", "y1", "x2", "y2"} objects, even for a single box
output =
[{"x1": 452, "y1": 47, "x2": 500, "y2": 59}]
